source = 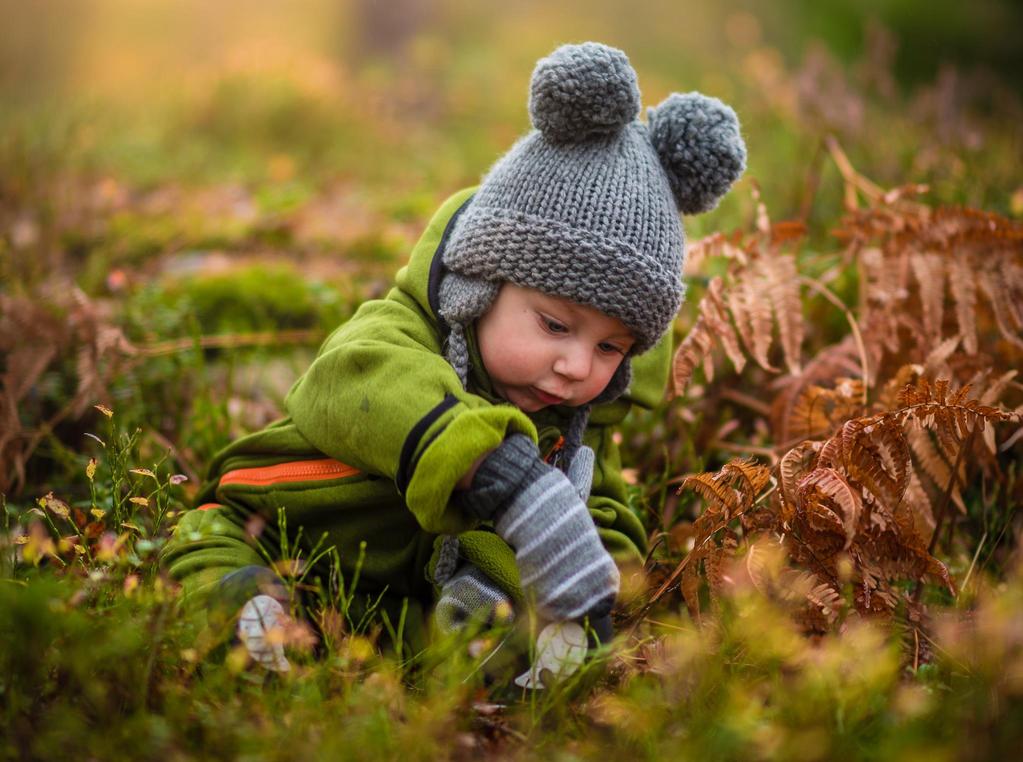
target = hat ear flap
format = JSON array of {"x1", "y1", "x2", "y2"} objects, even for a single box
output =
[
  {"x1": 647, "y1": 92, "x2": 747, "y2": 214},
  {"x1": 590, "y1": 357, "x2": 632, "y2": 406}
]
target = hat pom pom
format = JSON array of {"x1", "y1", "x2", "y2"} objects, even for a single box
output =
[
  {"x1": 647, "y1": 92, "x2": 747, "y2": 214},
  {"x1": 528, "y1": 42, "x2": 640, "y2": 143}
]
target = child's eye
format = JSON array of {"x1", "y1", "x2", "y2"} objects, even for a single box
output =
[
  {"x1": 598, "y1": 341, "x2": 625, "y2": 355},
  {"x1": 541, "y1": 316, "x2": 568, "y2": 334}
]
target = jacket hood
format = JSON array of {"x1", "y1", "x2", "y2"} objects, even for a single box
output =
[{"x1": 394, "y1": 187, "x2": 477, "y2": 328}]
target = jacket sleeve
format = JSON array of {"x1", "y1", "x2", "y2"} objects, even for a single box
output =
[{"x1": 284, "y1": 290, "x2": 536, "y2": 536}]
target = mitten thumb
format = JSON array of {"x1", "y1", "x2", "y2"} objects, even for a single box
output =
[{"x1": 565, "y1": 444, "x2": 595, "y2": 502}]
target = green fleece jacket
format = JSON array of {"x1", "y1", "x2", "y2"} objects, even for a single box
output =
[{"x1": 162, "y1": 186, "x2": 669, "y2": 632}]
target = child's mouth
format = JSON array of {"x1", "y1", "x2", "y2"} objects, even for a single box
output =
[{"x1": 531, "y1": 387, "x2": 565, "y2": 406}]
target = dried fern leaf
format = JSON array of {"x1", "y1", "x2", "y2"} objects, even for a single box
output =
[
  {"x1": 672, "y1": 312, "x2": 714, "y2": 395},
  {"x1": 798, "y1": 467, "x2": 862, "y2": 547},
  {"x1": 900, "y1": 468, "x2": 936, "y2": 544},
  {"x1": 910, "y1": 251, "x2": 945, "y2": 343},
  {"x1": 720, "y1": 457, "x2": 772, "y2": 504},
  {"x1": 779, "y1": 442, "x2": 818, "y2": 509},
  {"x1": 924, "y1": 335, "x2": 961, "y2": 377},
  {"x1": 680, "y1": 472, "x2": 742, "y2": 519},
  {"x1": 758, "y1": 254, "x2": 804, "y2": 374},
  {"x1": 948, "y1": 252, "x2": 978, "y2": 354},
  {"x1": 878, "y1": 365, "x2": 922, "y2": 411},
  {"x1": 705, "y1": 277, "x2": 747, "y2": 374},
  {"x1": 786, "y1": 384, "x2": 835, "y2": 442},
  {"x1": 978, "y1": 270, "x2": 1023, "y2": 349},
  {"x1": 906, "y1": 424, "x2": 966, "y2": 513}
]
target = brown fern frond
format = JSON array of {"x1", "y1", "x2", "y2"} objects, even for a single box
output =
[
  {"x1": 672, "y1": 311, "x2": 715, "y2": 395},
  {"x1": 705, "y1": 277, "x2": 746, "y2": 374},
  {"x1": 851, "y1": 418, "x2": 910, "y2": 509},
  {"x1": 719, "y1": 457, "x2": 773, "y2": 504},
  {"x1": 798, "y1": 467, "x2": 862, "y2": 546},
  {"x1": 758, "y1": 254, "x2": 804, "y2": 374},
  {"x1": 784, "y1": 378, "x2": 867, "y2": 444},
  {"x1": 685, "y1": 230, "x2": 748, "y2": 273},
  {"x1": 948, "y1": 252, "x2": 978, "y2": 354},
  {"x1": 679, "y1": 472, "x2": 742, "y2": 519},
  {"x1": 910, "y1": 251, "x2": 945, "y2": 344},
  {"x1": 727, "y1": 276, "x2": 776, "y2": 371},
  {"x1": 901, "y1": 468, "x2": 936, "y2": 544},
  {"x1": 803, "y1": 578, "x2": 844, "y2": 631},
  {"x1": 979, "y1": 370, "x2": 1017, "y2": 406},
  {"x1": 668, "y1": 458, "x2": 775, "y2": 621},
  {"x1": 877, "y1": 364, "x2": 922, "y2": 411},
  {"x1": 923, "y1": 335, "x2": 961, "y2": 378},
  {"x1": 770, "y1": 340, "x2": 863, "y2": 446},
  {"x1": 869, "y1": 417, "x2": 911, "y2": 505},
  {"x1": 705, "y1": 531, "x2": 740, "y2": 604},
  {"x1": 785, "y1": 384, "x2": 835, "y2": 442},
  {"x1": 978, "y1": 270, "x2": 1023, "y2": 350},
  {"x1": 906, "y1": 424, "x2": 965, "y2": 514},
  {"x1": 779, "y1": 442, "x2": 819, "y2": 509},
  {"x1": 770, "y1": 220, "x2": 809, "y2": 245}
]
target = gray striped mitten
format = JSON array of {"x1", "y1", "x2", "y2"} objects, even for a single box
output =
[
  {"x1": 435, "y1": 564, "x2": 514, "y2": 634},
  {"x1": 457, "y1": 434, "x2": 619, "y2": 622}
]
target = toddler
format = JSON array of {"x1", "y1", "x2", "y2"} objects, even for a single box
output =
[{"x1": 162, "y1": 41, "x2": 746, "y2": 671}]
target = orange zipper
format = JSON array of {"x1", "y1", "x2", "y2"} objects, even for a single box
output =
[
  {"x1": 218, "y1": 458, "x2": 361, "y2": 487},
  {"x1": 544, "y1": 436, "x2": 565, "y2": 464}
]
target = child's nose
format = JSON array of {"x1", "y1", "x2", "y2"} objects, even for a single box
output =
[{"x1": 553, "y1": 342, "x2": 592, "y2": 381}]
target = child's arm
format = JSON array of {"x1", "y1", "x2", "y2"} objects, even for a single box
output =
[{"x1": 283, "y1": 290, "x2": 537, "y2": 536}]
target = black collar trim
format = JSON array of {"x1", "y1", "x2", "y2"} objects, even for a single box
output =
[{"x1": 427, "y1": 193, "x2": 475, "y2": 336}]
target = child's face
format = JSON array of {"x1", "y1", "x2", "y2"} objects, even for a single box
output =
[{"x1": 475, "y1": 283, "x2": 635, "y2": 413}]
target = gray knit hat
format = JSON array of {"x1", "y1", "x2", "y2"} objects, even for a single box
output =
[{"x1": 439, "y1": 42, "x2": 746, "y2": 457}]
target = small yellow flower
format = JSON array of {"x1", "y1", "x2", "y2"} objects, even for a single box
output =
[
  {"x1": 86, "y1": 458, "x2": 97, "y2": 481},
  {"x1": 129, "y1": 496, "x2": 149, "y2": 507},
  {"x1": 94, "y1": 404, "x2": 114, "y2": 418},
  {"x1": 90, "y1": 507, "x2": 106, "y2": 520},
  {"x1": 130, "y1": 468, "x2": 156, "y2": 479}
]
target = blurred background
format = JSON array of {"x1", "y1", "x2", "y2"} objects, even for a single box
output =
[
  {"x1": 4, "y1": 0, "x2": 1022, "y2": 275},
  {"x1": 2, "y1": 0, "x2": 1022, "y2": 491}
]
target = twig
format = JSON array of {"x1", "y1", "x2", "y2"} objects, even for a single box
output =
[
  {"x1": 825, "y1": 134, "x2": 886, "y2": 204},
  {"x1": 957, "y1": 531, "x2": 987, "y2": 602},
  {"x1": 719, "y1": 387, "x2": 773, "y2": 417},
  {"x1": 473, "y1": 715, "x2": 527, "y2": 744},
  {"x1": 707, "y1": 440, "x2": 778, "y2": 461}
]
